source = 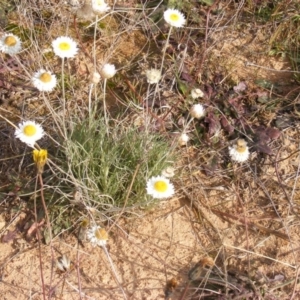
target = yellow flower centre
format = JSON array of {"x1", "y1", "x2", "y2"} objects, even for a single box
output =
[
  {"x1": 5, "y1": 36, "x2": 17, "y2": 46},
  {"x1": 96, "y1": 0, "x2": 105, "y2": 4},
  {"x1": 94, "y1": 228, "x2": 108, "y2": 240},
  {"x1": 170, "y1": 13, "x2": 180, "y2": 22},
  {"x1": 236, "y1": 145, "x2": 247, "y2": 153},
  {"x1": 154, "y1": 180, "x2": 168, "y2": 193},
  {"x1": 58, "y1": 42, "x2": 71, "y2": 51},
  {"x1": 81, "y1": 218, "x2": 89, "y2": 228},
  {"x1": 23, "y1": 124, "x2": 37, "y2": 136},
  {"x1": 39, "y1": 72, "x2": 52, "y2": 83}
]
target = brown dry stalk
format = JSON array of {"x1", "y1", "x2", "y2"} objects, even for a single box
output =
[{"x1": 210, "y1": 208, "x2": 290, "y2": 241}]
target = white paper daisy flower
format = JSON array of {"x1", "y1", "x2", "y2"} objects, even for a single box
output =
[
  {"x1": 100, "y1": 63, "x2": 116, "y2": 79},
  {"x1": 146, "y1": 176, "x2": 175, "y2": 199},
  {"x1": 15, "y1": 120, "x2": 44, "y2": 148},
  {"x1": 52, "y1": 36, "x2": 78, "y2": 58},
  {"x1": 0, "y1": 33, "x2": 22, "y2": 55},
  {"x1": 164, "y1": 8, "x2": 186, "y2": 28},
  {"x1": 92, "y1": 0, "x2": 110, "y2": 14},
  {"x1": 87, "y1": 225, "x2": 108, "y2": 247},
  {"x1": 145, "y1": 68, "x2": 161, "y2": 84},
  {"x1": 191, "y1": 88, "x2": 204, "y2": 99},
  {"x1": 229, "y1": 139, "x2": 250, "y2": 163},
  {"x1": 190, "y1": 104, "x2": 205, "y2": 119},
  {"x1": 32, "y1": 69, "x2": 57, "y2": 92}
]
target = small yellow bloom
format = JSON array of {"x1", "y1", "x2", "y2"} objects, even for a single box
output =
[{"x1": 33, "y1": 149, "x2": 48, "y2": 173}]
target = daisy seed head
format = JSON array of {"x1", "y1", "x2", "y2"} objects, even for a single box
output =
[
  {"x1": 15, "y1": 120, "x2": 44, "y2": 148},
  {"x1": 145, "y1": 69, "x2": 161, "y2": 84},
  {"x1": 32, "y1": 69, "x2": 57, "y2": 92},
  {"x1": 164, "y1": 8, "x2": 186, "y2": 28},
  {"x1": 178, "y1": 133, "x2": 190, "y2": 146},
  {"x1": 190, "y1": 104, "x2": 205, "y2": 119},
  {"x1": 0, "y1": 33, "x2": 22, "y2": 55},
  {"x1": 146, "y1": 176, "x2": 175, "y2": 199},
  {"x1": 100, "y1": 63, "x2": 116, "y2": 79},
  {"x1": 52, "y1": 36, "x2": 78, "y2": 58}
]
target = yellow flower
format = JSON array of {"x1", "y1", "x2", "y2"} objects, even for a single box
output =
[{"x1": 33, "y1": 149, "x2": 48, "y2": 173}]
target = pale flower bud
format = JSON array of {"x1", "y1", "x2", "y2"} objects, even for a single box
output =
[
  {"x1": 191, "y1": 88, "x2": 204, "y2": 99},
  {"x1": 178, "y1": 133, "x2": 190, "y2": 146},
  {"x1": 100, "y1": 63, "x2": 116, "y2": 79},
  {"x1": 90, "y1": 72, "x2": 101, "y2": 84}
]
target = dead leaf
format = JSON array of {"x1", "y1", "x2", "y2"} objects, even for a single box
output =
[
  {"x1": 1, "y1": 230, "x2": 17, "y2": 243},
  {"x1": 220, "y1": 116, "x2": 234, "y2": 134},
  {"x1": 265, "y1": 127, "x2": 281, "y2": 140},
  {"x1": 233, "y1": 81, "x2": 247, "y2": 93},
  {"x1": 26, "y1": 219, "x2": 45, "y2": 241},
  {"x1": 180, "y1": 71, "x2": 193, "y2": 83},
  {"x1": 255, "y1": 143, "x2": 273, "y2": 155},
  {"x1": 205, "y1": 112, "x2": 221, "y2": 136}
]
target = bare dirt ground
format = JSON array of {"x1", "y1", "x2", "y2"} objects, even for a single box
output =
[{"x1": 1, "y1": 1, "x2": 300, "y2": 300}]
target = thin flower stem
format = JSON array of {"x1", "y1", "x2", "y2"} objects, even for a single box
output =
[
  {"x1": 38, "y1": 173, "x2": 55, "y2": 299},
  {"x1": 93, "y1": 16, "x2": 98, "y2": 68},
  {"x1": 102, "y1": 245, "x2": 127, "y2": 299},
  {"x1": 153, "y1": 26, "x2": 173, "y2": 106},
  {"x1": 103, "y1": 78, "x2": 109, "y2": 134},
  {"x1": 160, "y1": 26, "x2": 172, "y2": 74},
  {"x1": 61, "y1": 57, "x2": 67, "y2": 138},
  {"x1": 34, "y1": 176, "x2": 46, "y2": 300},
  {"x1": 88, "y1": 83, "x2": 94, "y2": 117},
  {"x1": 88, "y1": 14, "x2": 99, "y2": 120}
]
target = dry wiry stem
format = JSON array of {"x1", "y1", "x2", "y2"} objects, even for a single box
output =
[
  {"x1": 195, "y1": 0, "x2": 221, "y2": 79},
  {"x1": 211, "y1": 208, "x2": 290, "y2": 241},
  {"x1": 107, "y1": 163, "x2": 141, "y2": 233},
  {"x1": 33, "y1": 176, "x2": 46, "y2": 300},
  {"x1": 37, "y1": 173, "x2": 55, "y2": 299},
  {"x1": 75, "y1": 245, "x2": 83, "y2": 300},
  {"x1": 224, "y1": 243, "x2": 296, "y2": 269},
  {"x1": 274, "y1": 146, "x2": 294, "y2": 207},
  {"x1": 291, "y1": 266, "x2": 300, "y2": 300}
]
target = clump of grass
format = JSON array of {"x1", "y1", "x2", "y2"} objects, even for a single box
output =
[{"x1": 63, "y1": 116, "x2": 174, "y2": 212}]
